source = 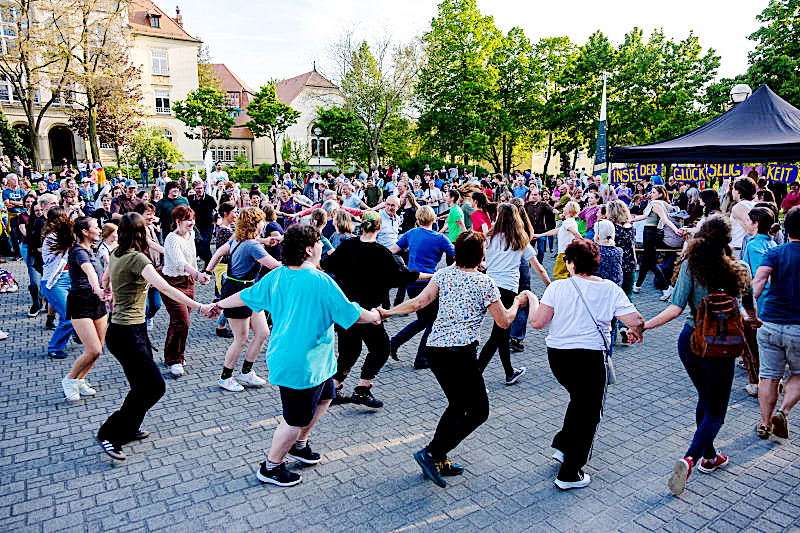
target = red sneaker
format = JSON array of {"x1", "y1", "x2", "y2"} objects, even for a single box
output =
[
  {"x1": 697, "y1": 453, "x2": 728, "y2": 474},
  {"x1": 668, "y1": 457, "x2": 694, "y2": 496}
]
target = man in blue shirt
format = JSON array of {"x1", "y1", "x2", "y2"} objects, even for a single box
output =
[
  {"x1": 2, "y1": 173, "x2": 25, "y2": 257},
  {"x1": 753, "y1": 206, "x2": 800, "y2": 441},
  {"x1": 214, "y1": 224, "x2": 381, "y2": 487},
  {"x1": 512, "y1": 177, "x2": 529, "y2": 199}
]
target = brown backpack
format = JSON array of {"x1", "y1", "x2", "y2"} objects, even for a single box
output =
[{"x1": 691, "y1": 293, "x2": 746, "y2": 358}]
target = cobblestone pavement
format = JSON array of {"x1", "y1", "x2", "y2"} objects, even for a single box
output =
[{"x1": 1, "y1": 254, "x2": 800, "y2": 533}]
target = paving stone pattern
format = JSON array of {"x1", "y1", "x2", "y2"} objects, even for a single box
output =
[{"x1": 1, "y1": 254, "x2": 800, "y2": 533}]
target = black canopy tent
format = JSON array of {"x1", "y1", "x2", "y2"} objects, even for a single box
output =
[{"x1": 610, "y1": 85, "x2": 800, "y2": 164}]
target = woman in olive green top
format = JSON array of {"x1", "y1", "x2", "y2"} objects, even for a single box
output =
[{"x1": 96, "y1": 212, "x2": 217, "y2": 461}]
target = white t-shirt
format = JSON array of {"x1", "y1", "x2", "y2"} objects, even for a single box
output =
[
  {"x1": 541, "y1": 277, "x2": 637, "y2": 350},
  {"x1": 485, "y1": 235, "x2": 535, "y2": 292},
  {"x1": 730, "y1": 199, "x2": 754, "y2": 249},
  {"x1": 557, "y1": 217, "x2": 578, "y2": 254}
]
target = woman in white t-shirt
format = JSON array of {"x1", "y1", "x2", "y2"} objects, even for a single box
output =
[
  {"x1": 523, "y1": 239, "x2": 644, "y2": 491},
  {"x1": 533, "y1": 201, "x2": 582, "y2": 280},
  {"x1": 479, "y1": 203, "x2": 550, "y2": 385}
]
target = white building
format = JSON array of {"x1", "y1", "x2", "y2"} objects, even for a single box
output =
[{"x1": 207, "y1": 65, "x2": 344, "y2": 169}]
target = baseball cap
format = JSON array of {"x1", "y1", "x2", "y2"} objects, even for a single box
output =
[{"x1": 125, "y1": 179, "x2": 137, "y2": 188}]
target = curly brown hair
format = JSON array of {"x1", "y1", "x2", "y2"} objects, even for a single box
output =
[
  {"x1": 684, "y1": 215, "x2": 749, "y2": 296},
  {"x1": 44, "y1": 207, "x2": 74, "y2": 255}
]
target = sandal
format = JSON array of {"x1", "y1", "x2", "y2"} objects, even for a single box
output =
[
  {"x1": 771, "y1": 409, "x2": 789, "y2": 439},
  {"x1": 756, "y1": 424, "x2": 771, "y2": 440}
]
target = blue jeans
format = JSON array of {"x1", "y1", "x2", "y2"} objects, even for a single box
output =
[
  {"x1": 21, "y1": 244, "x2": 42, "y2": 307},
  {"x1": 42, "y1": 273, "x2": 74, "y2": 353},
  {"x1": 677, "y1": 324, "x2": 735, "y2": 461},
  {"x1": 141, "y1": 170, "x2": 149, "y2": 187},
  {"x1": 585, "y1": 228, "x2": 595, "y2": 241},
  {"x1": 146, "y1": 287, "x2": 161, "y2": 320},
  {"x1": 535, "y1": 237, "x2": 547, "y2": 264}
]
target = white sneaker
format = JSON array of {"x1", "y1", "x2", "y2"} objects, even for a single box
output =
[
  {"x1": 170, "y1": 364, "x2": 184, "y2": 377},
  {"x1": 0, "y1": 330, "x2": 8, "y2": 340},
  {"x1": 554, "y1": 471, "x2": 591, "y2": 490},
  {"x1": 6, "y1": 284, "x2": 17, "y2": 293},
  {"x1": 632, "y1": 286, "x2": 641, "y2": 294},
  {"x1": 218, "y1": 377, "x2": 244, "y2": 392},
  {"x1": 236, "y1": 371, "x2": 266, "y2": 387},
  {"x1": 660, "y1": 287, "x2": 674, "y2": 301},
  {"x1": 552, "y1": 449, "x2": 564, "y2": 464},
  {"x1": 745, "y1": 383, "x2": 758, "y2": 397},
  {"x1": 78, "y1": 379, "x2": 96, "y2": 396},
  {"x1": 61, "y1": 376, "x2": 81, "y2": 401}
]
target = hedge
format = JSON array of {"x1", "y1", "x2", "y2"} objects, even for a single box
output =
[{"x1": 102, "y1": 166, "x2": 272, "y2": 188}]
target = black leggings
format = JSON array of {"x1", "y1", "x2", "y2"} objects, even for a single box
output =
[
  {"x1": 636, "y1": 226, "x2": 667, "y2": 290},
  {"x1": 97, "y1": 323, "x2": 166, "y2": 445},
  {"x1": 548, "y1": 347, "x2": 606, "y2": 481},
  {"x1": 478, "y1": 287, "x2": 516, "y2": 378},
  {"x1": 426, "y1": 343, "x2": 489, "y2": 460},
  {"x1": 334, "y1": 323, "x2": 390, "y2": 382}
]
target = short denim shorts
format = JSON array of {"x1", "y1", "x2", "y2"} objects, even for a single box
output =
[{"x1": 757, "y1": 321, "x2": 800, "y2": 380}]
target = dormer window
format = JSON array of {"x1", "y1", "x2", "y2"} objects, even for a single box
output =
[{"x1": 148, "y1": 13, "x2": 160, "y2": 28}]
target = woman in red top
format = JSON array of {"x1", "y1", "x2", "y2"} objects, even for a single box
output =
[{"x1": 471, "y1": 192, "x2": 493, "y2": 233}]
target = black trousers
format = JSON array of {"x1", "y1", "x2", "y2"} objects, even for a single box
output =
[
  {"x1": 636, "y1": 226, "x2": 667, "y2": 290},
  {"x1": 427, "y1": 343, "x2": 489, "y2": 460},
  {"x1": 478, "y1": 287, "x2": 516, "y2": 378},
  {"x1": 97, "y1": 323, "x2": 166, "y2": 445},
  {"x1": 194, "y1": 225, "x2": 214, "y2": 266},
  {"x1": 334, "y1": 323, "x2": 390, "y2": 382},
  {"x1": 548, "y1": 347, "x2": 606, "y2": 481}
]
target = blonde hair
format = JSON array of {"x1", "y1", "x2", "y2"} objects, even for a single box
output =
[
  {"x1": 234, "y1": 207, "x2": 266, "y2": 241},
  {"x1": 334, "y1": 210, "x2": 354, "y2": 234},
  {"x1": 606, "y1": 200, "x2": 631, "y2": 226},
  {"x1": 101, "y1": 222, "x2": 118, "y2": 240},
  {"x1": 563, "y1": 201, "x2": 580, "y2": 218},
  {"x1": 416, "y1": 205, "x2": 436, "y2": 226}
]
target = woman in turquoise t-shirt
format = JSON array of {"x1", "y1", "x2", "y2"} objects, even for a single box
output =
[{"x1": 213, "y1": 224, "x2": 381, "y2": 488}]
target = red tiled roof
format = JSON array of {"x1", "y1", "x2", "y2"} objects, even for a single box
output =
[
  {"x1": 209, "y1": 64, "x2": 254, "y2": 139},
  {"x1": 209, "y1": 64, "x2": 254, "y2": 93},
  {"x1": 275, "y1": 70, "x2": 337, "y2": 105},
  {"x1": 128, "y1": 0, "x2": 200, "y2": 43}
]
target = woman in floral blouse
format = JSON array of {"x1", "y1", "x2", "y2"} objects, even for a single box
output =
[{"x1": 380, "y1": 230, "x2": 527, "y2": 488}]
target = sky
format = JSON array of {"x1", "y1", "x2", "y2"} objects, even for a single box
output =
[{"x1": 178, "y1": 0, "x2": 766, "y2": 90}]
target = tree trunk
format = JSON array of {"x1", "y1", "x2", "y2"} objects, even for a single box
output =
[
  {"x1": 27, "y1": 122, "x2": 40, "y2": 168},
  {"x1": 87, "y1": 91, "x2": 100, "y2": 163},
  {"x1": 543, "y1": 131, "x2": 553, "y2": 179},
  {"x1": 571, "y1": 149, "x2": 578, "y2": 171},
  {"x1": 114, "y1": 144, "x2": 121, "y2": 167}
]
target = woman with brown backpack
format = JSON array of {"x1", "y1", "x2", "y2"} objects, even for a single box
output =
[{"x1": 644, "y1": 215, "x2": 758, "y2": 496}]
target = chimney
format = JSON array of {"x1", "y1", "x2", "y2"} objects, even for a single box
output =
[{"x1": 175, "y1": 6, "x2": 182, "y2": 27}]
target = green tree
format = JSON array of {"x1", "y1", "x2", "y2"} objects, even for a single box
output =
[
  {"x1": 197, "y1": 43, "x2": 222, "y2": 91},
  {"x1": 0, "y1": 106, "x2": 27, "y2": 159},
  {"x1": 246, "y1": 83, "x2": 301, "y2": 166},
  {"x1": 416, "y1": 0, "x2": 501, "y2": 165},
  {"x1": 330, "y1": 32, "x2": 420, "y2": 168},
  {"x1": 747, "y1": 0, "x2": 800, "y2": 107},
  {"x1": 378, "y1": 116, "x2": 415, "y2": 164},
  {"x1": 120, "y1": 126, "x2": 183, "y2": 167},
  {"x1": 314, "y1": 105, "x2": 368, "y2": 169},
  {"x1": 172, "y1": 87, "x2": 235, "y2": 158}
]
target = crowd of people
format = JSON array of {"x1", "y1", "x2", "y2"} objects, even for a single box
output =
[{"x1": 1, "y1": 161, "x2": 798, "y2": 496}]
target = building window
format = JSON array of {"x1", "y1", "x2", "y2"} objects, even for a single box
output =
[
  {"x1": 0, "y1": 75, "x2": 12, "y2": 103},
  {"x1": 225, "y1": 146, "x2": 232, "y2": 161},
  {"x1": 311, "y1": 137, "x2": 330, "y2": 158},
  {"x1": 149, "y1": 14, "x2": 161, "y2": 28},
  {"x1": 232, "y1": 146, "x2": 239, "y2": 159},
  {"x1": 241, "y1": 146, "x2": 247, "y2": 159},
  {"x1": 226, "y1": 91, "x2": 239, "y2": 108},
  {"x1": 162, "y1": 128, "x2": 173, "y2": 143},
  {"x1": 151, "y1": 50, "x2": 168, "y2": 76},
  {"x1": 154, "y1": 90, "x2": 170, "y2": 114},
  {"x1": 0, "y1": 7, "x2": 17, "y2": 56},
  {"x1": 100, "y1": 142, "x2": 112, "y2": 149}
]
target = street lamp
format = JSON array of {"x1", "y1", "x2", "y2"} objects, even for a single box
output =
[
  {"x1": 313, "y1": 126, "x2": 322, "y2": 175},
  {"x1": 730, "y1": 83, "x2": 752, "y2": 104}
]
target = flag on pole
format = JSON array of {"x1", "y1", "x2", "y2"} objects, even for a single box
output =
[{"x1": 593, "y1": 73, "x2": 608, "y2": 177}]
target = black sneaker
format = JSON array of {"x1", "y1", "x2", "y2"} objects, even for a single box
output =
[
  {"x1": 505, "y1": 367, "x2": 527, "y2": 385},
  {"x1": 256, "y1": 462, "x2": 302, "y2": 487},
  {"x1": 45, "y1": 316, "x2": 55, "y2": 330},
  {"x1": 413, "y1": 356, "x2": 429, "y2": 370},
  {"x1": 72, "y1": 334, "x2": 83, "y2": 345},
  {"x1": 133, "y1": 430, "x2": 150, "y2": 440},
  {"x1": 216, "y1": 328, "x2": 234, "y2": 338},
  {"x1": 330, "y1": 385, "x2": 351, "y2": 405},
  {"x1": 509, "y1": 338, "x2": 524, "y2": 353},
  {"x1": 97, "y1": 437, "x2": 126, "y2": 460},
  {"x1": 28, "y1": 304, "x2": 41, "y2": 318},
  {"x1": 48, "y1": 350, "x2": 68, "y2": 359},
  {"x1": 389, "y1": 340, "x2": 399, "y2": 361},
  {"x1": 436, "y1": 458, "x2": 465, "y2": 476},
  {"x1": 286, "y1": 443, "x2": 321, "y2": 465},
  {"x1": 351, "y1": 385, "x2": 383, "y2": 408},
  {"x1": 413, "y1": 448, "x2": 446, "y2": 488}
]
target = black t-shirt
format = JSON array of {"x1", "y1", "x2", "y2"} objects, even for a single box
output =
[
  {"x1": 92, "y1": 208, "x2": 112, "y2": 227},
  {"x1": 321, "y1": 237, "x2": 419, "y2": 309},
  {"x1": 68, "y1": 245, "x2": 102, "y2": 291}
]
